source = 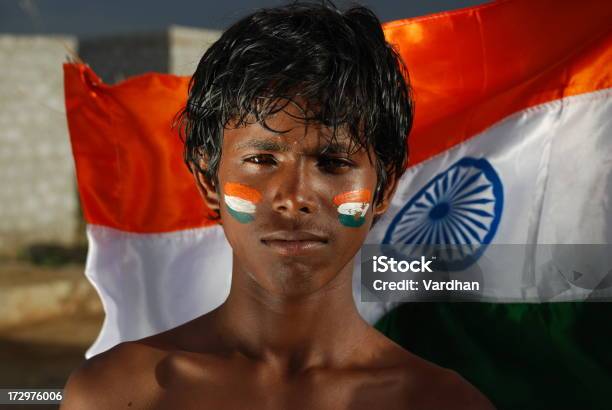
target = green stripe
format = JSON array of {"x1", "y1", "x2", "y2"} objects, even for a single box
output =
[
  {"x1": 375, "y1": 302, "x2": 612, "y2": 410},
  {"x1": 338, "y1": 214, "x2": 366, "y2": 227},
  {"x1": 227, "y1": 207, "x2": 254, "y2": 223}
]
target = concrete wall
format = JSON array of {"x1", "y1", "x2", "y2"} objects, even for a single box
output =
[
  {"x1": 0, "y1": 27, "x2": 220, "y2": 254},
  {"x1": 78, "y1": 31, "x2": 169, "y2": 84},
  {"x1": 169, "y1": 26, "x2": 220, "y2": 76},
  {"x1": 78, "y1": 26, "x2": 221, "y2": 83},
  {"x1": 0, "y1": 35, "x2": 79, "y2": 253}
]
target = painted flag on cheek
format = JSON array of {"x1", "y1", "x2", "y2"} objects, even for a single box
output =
[
  {"x1": 223, "y1": 183, "x2": 262, "y2": 223},
  {"x1": 64, "y1": 0, "x2": 611, "y2": 408},
  {"x1": 333, "y1": 189, "x2": 371, "y2": 228}
]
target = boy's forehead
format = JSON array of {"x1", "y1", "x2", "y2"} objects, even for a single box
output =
[
  {"x1": 231, "y1": 134, "x2": 356, "y2": 156},
  {"x1": 225, "y1": 113, "x2": 362, "y2": 156}
]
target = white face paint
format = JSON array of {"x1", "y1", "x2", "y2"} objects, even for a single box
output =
[
  {"x1": 337, "y1": 202, "x2": 370, "y2": 218},
  {"x1": 224, "y1": 195, "x2": 257, "y2": 214}
]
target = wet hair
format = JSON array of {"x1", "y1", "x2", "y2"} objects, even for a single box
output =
[{"x1": 177, "y1": 0, "x2": 413, "y2": 207}]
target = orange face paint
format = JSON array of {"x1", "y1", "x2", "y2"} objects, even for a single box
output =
[
  {"x1": 224, "y1": 182, "x2": 262, "y2": 203},
  {"x1": 333, "y1": 189, "x2": 372, "y2": 206}
]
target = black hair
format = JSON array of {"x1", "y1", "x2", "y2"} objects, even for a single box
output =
[{"x1": 177, "y1": 1, "x2": 413, "y2": 207}]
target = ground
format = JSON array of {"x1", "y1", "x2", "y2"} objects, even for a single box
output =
[{"x1": 0, "y1": 260, "x2": 103, "y2": 410}]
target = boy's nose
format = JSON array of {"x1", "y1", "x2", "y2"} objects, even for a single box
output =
[{"x1": 270, "y1": 165, "x2": 318, "y2": 217}]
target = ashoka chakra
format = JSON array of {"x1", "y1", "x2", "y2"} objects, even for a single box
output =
[{"x1": 383, "y1": 157, "x2": 503, "y2": 270}]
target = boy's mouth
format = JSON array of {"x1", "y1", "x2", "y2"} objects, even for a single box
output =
[{"x1": 260, "y1": 231, "x2": 328, "y2": 256}]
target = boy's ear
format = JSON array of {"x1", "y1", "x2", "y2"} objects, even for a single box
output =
[
  {"x1": 373, "y1": 171, "x2": 400, "y2": 218},
  {"x1": 189, "y1": 161, "x2": 220, "y2": 215}
]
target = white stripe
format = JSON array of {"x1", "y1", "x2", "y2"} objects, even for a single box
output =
[
  {"x1": 225, "y1": 195, "x2": 256, "y2": 214},
  {"x1": 364, "y1": 89, "x2": 612, "y2": 304},
  {"x1": 337, "y1": 202, "x2": 369, "y2": 217},
  {"x1": 85, "y1": 223, "x2": 383, "y2": 357},
  {"x1": 84, "y1": 224, "x2": 232, "y2": 357},
  {"x1": 85, "y1": 90, "x2": 612, "y2": 357}
]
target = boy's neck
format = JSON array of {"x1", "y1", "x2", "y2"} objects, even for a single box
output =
[{"x1": 214, "y1": 256, "x2": 373, "y2": 373}]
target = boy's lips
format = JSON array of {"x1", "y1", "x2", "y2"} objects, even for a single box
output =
[
  {"x1": 261, "y1": 230, "x2": 328, "y2": 242},
  {"x1": 260, "y1": 231, "x2": 328, "y2": 256}
]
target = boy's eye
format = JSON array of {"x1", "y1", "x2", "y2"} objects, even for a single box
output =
[
  {"x1": 317, "y1": 156, "x2": 354, "y2": 172},
  {"x1": 243, "y1": 154, "x2": 277, "y2": 165}
]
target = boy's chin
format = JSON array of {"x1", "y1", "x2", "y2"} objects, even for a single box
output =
[{"x1": 252, "y1": 268, "x2": 341, "y2": 298}]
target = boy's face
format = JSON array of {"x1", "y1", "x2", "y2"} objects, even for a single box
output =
[{"x1": 196, "y1": 104, "x2": 394, "y2": 297}]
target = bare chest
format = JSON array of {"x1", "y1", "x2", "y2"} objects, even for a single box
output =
[
  {"x1": 148, "y1": 379, "x2": 410, "y2": 410},
  {"x1": 141, "y1": 358, "x2": 412, "y2": 410}
]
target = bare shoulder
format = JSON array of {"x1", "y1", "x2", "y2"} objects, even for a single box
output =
[
  {"x1": 61, "y1": 340, "x2": 165, "y2": 409},
  {"x1": 398, "y1": 352, "x2": 495, "y2": 410},
  {"x1": 370, "y1": 333, "x2": 495, "y2": 410},
  {"x1": 412, "y1": 365, "x2": 496, "y2": 410}
]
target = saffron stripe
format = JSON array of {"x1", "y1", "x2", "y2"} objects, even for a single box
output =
[
  {"x1": 223, "y1": 183, "x2": 262, "y2": 203},
  {"x1": 333, "y1": 189, "x2": 372, "y2": 206},
  {"x1": 65, "y1": 0, "x2": 612, "y2": 233}
]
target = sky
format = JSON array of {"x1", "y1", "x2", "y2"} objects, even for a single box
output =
[{"x1": 1, "y1": 0, "x2": 489, "y2": 37}]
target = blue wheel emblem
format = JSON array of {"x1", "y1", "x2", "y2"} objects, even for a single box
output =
[{"x1": 383, "y1": 157, "x2": 503, "y2": 270}]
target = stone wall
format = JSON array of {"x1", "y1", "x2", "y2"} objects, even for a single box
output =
[
  {"x1": 78, "y1": 31, "x2": 169, "y2": 84},
  {"x1": 0, "y1": 27, "x2": 220, "y2": 254},
  {"x1": 77, "y1": 26, "x2": 221, "y2": 83},
  {"x1": 0, "y1": 35, "x2": 79, "y2": 253},
  {"x1": 169, "y1": 26, "x2": 220, "y2": 76}
]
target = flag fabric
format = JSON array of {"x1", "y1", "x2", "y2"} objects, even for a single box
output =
[
  {"x1": 64, "y1": 0, "x2": 612, "y2": 408},
  {"x1": 64, "y1": 66, "x2": 232, "y2": 357},
  {"x1": 368, "y1": 1, "x2": 612, "y2": 408}
]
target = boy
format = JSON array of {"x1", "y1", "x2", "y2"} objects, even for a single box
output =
[{"x1": 62, "y1": 2, "x2": 493, "y2": 409}]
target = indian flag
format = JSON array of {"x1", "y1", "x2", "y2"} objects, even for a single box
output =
[
  {"x1": 333, "y1": 189, "x2": 371, "y2": 227},
  {"x1": 365, "y1": 1, "x2": 612, "y2": 408},
  {"x1": 223, "y1": 182, "x2": 261, "y2": 223},
  {"x1": 64, "y1": 0, "x2": 611, "y2": 408}
]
